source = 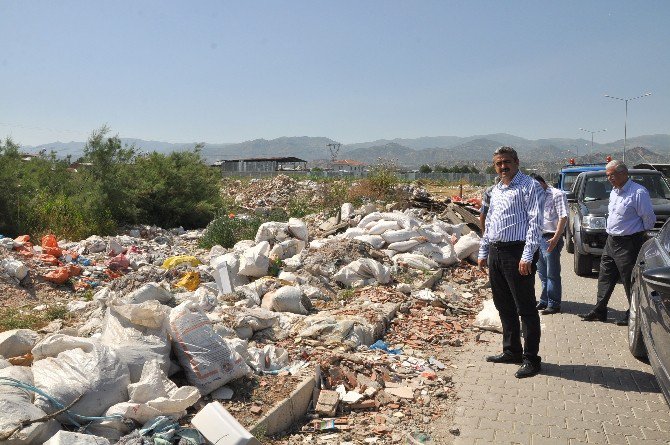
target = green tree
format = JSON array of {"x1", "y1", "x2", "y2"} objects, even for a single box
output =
[{"x1": 419, "y1": 164, "x2": 432, "y2": 173}]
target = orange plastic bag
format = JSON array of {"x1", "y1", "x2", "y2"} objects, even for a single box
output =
[
  {"x1": 44, "y1": 267, "x2": 70, "y2": 284},
  {"x1": 15, "y1": 235, "x2": 30, "y2": 243},
  {"x1": 41, "y1": 234, "x2": 63, "y2": 257}
]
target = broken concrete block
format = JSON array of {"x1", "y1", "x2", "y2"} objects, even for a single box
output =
[
  {"x1": 0, "y1": 329, "x2": 41, "y2": 358},
  {"x1": 44, "y1": 431, "x2": 111, "y2": 445},
  {"x1": 385, "y1": 386, "x2": 415, "y2": 399},
  {"x1": 315, "y1": 390, "x2": 339, "y2": 417}
]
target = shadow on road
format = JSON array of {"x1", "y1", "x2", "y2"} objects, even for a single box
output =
[
  {"x1": 541, "y1": 362, "x2": 661, "y2": 393},
  {"x1": 558, "y1": 300, "x2": 628, "y2": 320}
]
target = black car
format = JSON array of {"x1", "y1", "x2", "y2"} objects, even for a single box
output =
[
  {"x1": 565, "y1": 169, "x2": 670, "y2": 276},
  {"x1": 629, "y1": 218, "x2": 670, "y2": 404}
]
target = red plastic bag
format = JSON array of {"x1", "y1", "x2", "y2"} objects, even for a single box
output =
[{"x1": 107, "y1": 254, "x2": 130, "y2": 271}]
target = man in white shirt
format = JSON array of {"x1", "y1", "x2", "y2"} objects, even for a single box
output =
[
  {"x1": 580, "y1": 160, "x2": 656, "y2": 325},
  {"x1": 530, "y1": 173, "x2": 568, "y2": 314}
]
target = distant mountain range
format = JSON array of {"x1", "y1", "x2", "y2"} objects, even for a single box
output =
[{"x1": 23, "y1": 133, "x2": 670, "y2": 168}]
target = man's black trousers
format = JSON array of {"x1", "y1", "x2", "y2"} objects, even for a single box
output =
[
  {"x1": 593, "y1": 233, "x2": 646, "y2": 318},
  {"x1": 489, "y1": 243, "x2": 541, "y2": 361}
]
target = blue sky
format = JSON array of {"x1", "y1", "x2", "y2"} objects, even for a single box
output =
[{"x1": 1, "y1": 0, "x2": 668, "y2": 146}]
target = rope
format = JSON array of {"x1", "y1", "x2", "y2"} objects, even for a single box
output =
[{"x1": 0, "y1": 376, "x2": 126, "y2": 426}]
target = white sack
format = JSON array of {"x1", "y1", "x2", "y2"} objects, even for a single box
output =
[
  {"x1": 353, "y1": 235, "x2": 386, "y2": 250},
  {"x1": 261, "y1": 286, "x2": 308, "y2": 315},
  {"x1": 417, "y1": 228, "x2": 445, "y2": 244},
  {"x1": 473, "y1": 299, "x2": 503, "y2": 333},
  {"x1": 357, "y1": 212, "x2": 383, "y2": 228},
  {"x1": 123, "y1": 282, "x2": 173, "y2": 305},
  {"x1": 104, "y1": 359, "x2": 200, "y2": 425},
  {"x1": 31, "y1": 337, "x2": 130, "y2": 422},
  {"x1": 333, "y1": 259, "x2": 391, "y2": 286},
  {"x1": 238, "y1": 241, "x2": 270, "y2": 278},
  {"x1": 247, "y1": 345, "x2": 289, "y2": 372},
  {"x1": 454, "y1": 231, "x2": 481, "y2": 260},
  {"x1": 387, "y1": 239, "x2": 421, "y2": 253},
  {"x1": 381, "y1": 229, "x2": 419, "y2": 244},
  {"x1": 392, "y1": 253, "x2": 439, "y2": 271},
  {"x1": 99, "y1": 301, "x2": 171, "y2": 382},
  {"x1": 367, "y1": 220, "x2": 400, "y2": 235},
  {"x1": 342, "y1": 228, "x2": 366, "y2": 239},
  {"x1": 168, "y1": 301, "x2": 251, "y2": 395}
]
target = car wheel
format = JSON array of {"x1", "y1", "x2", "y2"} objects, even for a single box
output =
[
  {"x1": 574, "y1": 251, "x2": 592, "y2": 276},
  {"x1": 565, "y1": 228, "x2": 574, "y2": 254},
  {"x1": 628, "y1": 281, "x2": 647, "y2": 358}
]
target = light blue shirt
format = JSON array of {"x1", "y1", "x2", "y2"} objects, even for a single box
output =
[
  {"x1": 607, "y1": 179, "x2": 656, "y2": 236},
  {"x1": 478, "y1": 170, "x2": 544, "y2": 263}
]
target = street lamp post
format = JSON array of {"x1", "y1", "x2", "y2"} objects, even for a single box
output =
[
  {"x1": 604, "y1": 92, "x2": 651, "y2": 163},
  {"x1": 579, "y1": 128, "x2": 607, "y2": 156}
]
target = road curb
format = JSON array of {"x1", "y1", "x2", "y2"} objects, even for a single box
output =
[{"x1": 250, "y1": 373, "x2": 317, "y2": 436}]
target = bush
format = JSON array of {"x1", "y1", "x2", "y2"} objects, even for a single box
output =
[
  {"x1": 348, "y1": 160, "x2": 400, "y2": 202},
  {"x1": 199, "y1": 213, "x2": 265, "y2": 249}
]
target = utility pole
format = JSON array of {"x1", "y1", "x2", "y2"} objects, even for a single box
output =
[{"x1": 326, "y1": 143, "x2": 341, "y2": 162}]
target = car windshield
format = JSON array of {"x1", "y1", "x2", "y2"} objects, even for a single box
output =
[
  {"x1": 562, "y1": 172, "x2": 580, "y2": 192},
  {"x1": 630, "y1": 174, "x2": 670, "y2": 200},
  {"x1": 582, "y1": 176, "x2": 612, "y2": 201}
]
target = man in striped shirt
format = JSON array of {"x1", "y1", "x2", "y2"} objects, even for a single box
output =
[{"x1": 478, "y1": 146, "x2": 545, "y2": 378}]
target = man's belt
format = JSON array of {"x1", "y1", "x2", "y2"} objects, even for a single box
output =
[
  {"x1": 542, "y1": 232, "x2": 555, "y2": 238},
  {"x1": 490, "y1": 240, "x2": 525, "y2": 248},
  {"x1": 609, "y1": 231, "x2": 645, "y2": 240}
]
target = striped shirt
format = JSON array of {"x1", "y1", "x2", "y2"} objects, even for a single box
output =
[
  {"x1": 478, "y1": 170, "x2": 545, "y2": 262},
  {"x1": 542, "y1": 186, "x2": 568, "y2": 234}
]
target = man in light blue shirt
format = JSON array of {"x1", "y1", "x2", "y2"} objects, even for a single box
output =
[{"x1": 580, "y1": 160, "x2": 656, "y2": 325}]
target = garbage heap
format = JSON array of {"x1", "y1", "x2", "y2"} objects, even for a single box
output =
[{"x1": 0, "y1": 198, "x2": 489, "y2": 444}]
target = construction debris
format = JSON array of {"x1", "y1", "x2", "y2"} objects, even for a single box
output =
[{"x1": 0, "y1": 179, "x2": 493, "y2": 444}]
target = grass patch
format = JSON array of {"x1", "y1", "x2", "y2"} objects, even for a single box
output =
[{"x1": 0, "y1": 304, "x2": 69, "y2": 332}]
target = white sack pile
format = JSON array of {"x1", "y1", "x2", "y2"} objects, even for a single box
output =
[{"x1": 338, "y1": 209, "x2": 476, "y2": 270}]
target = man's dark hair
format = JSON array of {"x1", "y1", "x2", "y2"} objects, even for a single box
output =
[
  {"x1": 529, "y1": 173, "x2": 546, "y2": 184},
  {"x1": 493, "y1": 146, "x2": 519, "y2": 161}
]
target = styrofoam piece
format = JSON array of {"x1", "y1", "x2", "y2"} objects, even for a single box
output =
[{"x1": 192, "y1": 401, "x2": 261, "y2": 445}]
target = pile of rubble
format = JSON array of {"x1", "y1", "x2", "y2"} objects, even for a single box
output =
[{"x1": 0, "y1": 189, "x2": 491, "y2": 444}]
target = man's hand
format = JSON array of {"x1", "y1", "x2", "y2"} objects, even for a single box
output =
[
  {"x1": 518, "y1": 260, "x2": 532, "y2": 276},
  {"x1": 478, "y1": 258, "x2": 488, "y2": 271},
  {"x1": 546, "y1": 236, "x2": 560, "y2": 253}
]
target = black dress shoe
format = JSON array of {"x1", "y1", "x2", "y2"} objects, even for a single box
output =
[
  {"x1": 486, "y1": 353, "x2": 523, "y2": 364},
  {"x1": 515, "y1": 360, "x2": 541, "y2": 378},
  {"x1": 536, "y1": 302, "x2": 547, "y2": 310},
  {"x1": 579, "y1": 312, "x2": 606, "y2": 322},
  {"x1": 616, "y1": 317, "x2": 629, "y2": 326},
  {"x1": 541, "y1": 307, "x2": 561, "y2": 315}
]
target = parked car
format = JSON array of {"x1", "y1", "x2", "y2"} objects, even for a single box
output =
[
  {"x1": 565, "y1": 169, "x2": 670, "y2": 276},
  {"x1": 556, "y1": 160, "x2": 607, "y2": 193},
  {"x1": 629, "y1": 218, "x2": 670, "y2": 404}
]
